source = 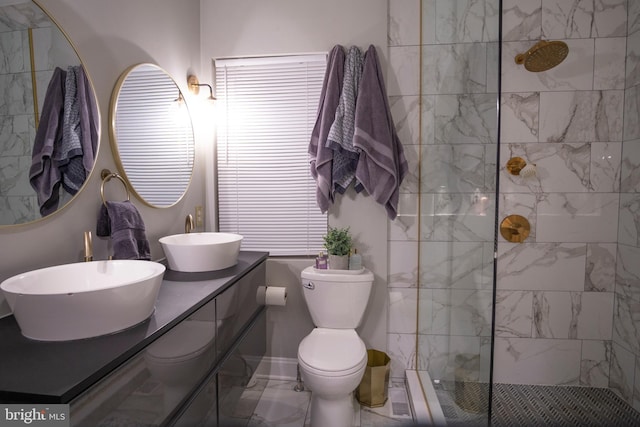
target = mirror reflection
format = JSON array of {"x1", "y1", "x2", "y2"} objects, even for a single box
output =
[
  {"x1": 110, "y1": 64, "x2": 195, "y2": 208},
  {"x1": 0, "y1": 1, "x2": 100, "y2": 226}
]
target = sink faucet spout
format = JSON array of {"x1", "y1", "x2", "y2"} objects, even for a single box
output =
[
  {"x1": 84, "y1": 231, "x2": 93, "y2": 262},
  {"x1": 185, "y1": 214, "x2": 195, "y2": 234}
]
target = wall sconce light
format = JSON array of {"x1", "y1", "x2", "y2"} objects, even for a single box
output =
[{"x1": 188, "y1": 75, "x2": 216, "y2": 101}]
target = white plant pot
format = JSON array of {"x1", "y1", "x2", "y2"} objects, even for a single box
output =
[{"x1": 328, "y1": 254, "x2": 349, "y2": 270}]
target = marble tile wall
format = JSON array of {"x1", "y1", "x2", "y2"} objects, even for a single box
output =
[
  {"x1": 387, "y1": 0, "x2": 421, "y2": 380},
  {"x1": 495, "y1": 0, "x2": 624, "y2": 389},
  {"x1": 0, "y1": 14, "x2": 56, "y2": 225},
  {"x1": 387, "y1": 0, "x2": 498, "y2": 383},
  {"x1": 386, "y1": 0, "x2": 634, "y2": 401},
  {"x1": 614, "y1": 0, "x2": 640, "y2": 411},
  {"x1": 0, "y1": 27, "x2": 37, "y2": 224}
]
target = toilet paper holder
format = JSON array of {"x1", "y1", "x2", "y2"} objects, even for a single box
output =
[{"x1": 256, "y1": 286, "x2": 288, "y2": 306}]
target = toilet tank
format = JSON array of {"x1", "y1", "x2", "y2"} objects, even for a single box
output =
[{"x1": 300, "y1": 266, "x2": 374, "y2": 329}]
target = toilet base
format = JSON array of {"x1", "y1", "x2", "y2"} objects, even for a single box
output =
[{"x1": 309, "y1": 392, "x2": 360, "y2": 427}]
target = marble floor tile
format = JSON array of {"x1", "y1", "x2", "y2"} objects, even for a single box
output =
[
  {"x1": 248, "y1": 380, "x2": 311, "y2": 427},
  {"x1": 247, "y1": 379, "x2": 416, "y2": 427}
]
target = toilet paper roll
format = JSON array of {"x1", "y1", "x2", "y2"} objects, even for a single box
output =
[{"x1": 256, "y1": 286, "x2": 287, "y2": 306}]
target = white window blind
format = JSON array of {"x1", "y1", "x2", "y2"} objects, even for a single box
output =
[{"x1": 215, "y1": 54, "x2": 328, "y2": 256}]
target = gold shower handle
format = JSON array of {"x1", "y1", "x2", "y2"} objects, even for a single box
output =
[
  {"x1": 506, "y1": 157, "x2": 527, "y2": 175},
  {"x1": 500, "y1": 215, "x2": 531, "y2": 243}
]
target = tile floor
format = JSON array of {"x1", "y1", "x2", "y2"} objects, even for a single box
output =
[
  {"x1": 86, "y1": 368, "x2": 417, "y2": 426},
  {"x1": 243, "y1": 379, "x2": 416, "y2": 427}
]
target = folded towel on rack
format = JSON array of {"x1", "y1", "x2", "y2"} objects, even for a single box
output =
[
  {"x1": 97, "y1": 201, "x2": 151, "y2": 260},
  {"x1": 29, "y1": 67, "x2": 66, "y2": 216},
  {"x1": 308, "y1": 44, "x2": 345, "y2": 212},
  {"x1": 327, "y1": 45, "x2": 364, "y2": 194},
  {"x1": 353, "y1": 45, "x2": 408, "y2": 220}
]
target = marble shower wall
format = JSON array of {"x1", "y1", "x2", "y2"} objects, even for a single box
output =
[
  {"x1": 613, "y1": 0, "x2": 640, "y2": 411},
  {"x1": 0, "y1": 6, "x2": 61, "y2": 225},
  {"x1": 495, "y1": 0, "x2": 627, "y2": 391},
  {"x1": 385, "y1": 0, "x2": 633, "y2": 395},
  {"x1": 386, "y1": 0, "x2": 498, "y2": 382}
]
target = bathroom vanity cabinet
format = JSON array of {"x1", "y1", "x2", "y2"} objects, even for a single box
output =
[{"x1": 0, "y1": 251, "x2": 268, "y2": 427}]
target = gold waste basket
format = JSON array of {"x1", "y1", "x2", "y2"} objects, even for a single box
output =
[{"x1": 356, "y1": 349, "x2": 390, "y2": 408}]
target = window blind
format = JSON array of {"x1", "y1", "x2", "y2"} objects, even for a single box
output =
[{"x1": 214, "y1": 54, "x2": 328, "y2": 256}]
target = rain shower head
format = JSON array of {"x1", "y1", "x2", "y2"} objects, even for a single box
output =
[{"x1": 515, "y1": 40, "x2": 569, "y2": 72}]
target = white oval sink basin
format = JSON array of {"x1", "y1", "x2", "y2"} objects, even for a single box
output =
[
  {"x1": 159, "y1": 232, "x2": 243, "y2": 272},
  {"x1": 0, "y1": 260, "x2": 165, "y2": 341}
]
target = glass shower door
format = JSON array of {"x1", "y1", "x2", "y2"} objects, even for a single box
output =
[{"x1": 416, "y1": 1, "x2": 501, "y2": 424}]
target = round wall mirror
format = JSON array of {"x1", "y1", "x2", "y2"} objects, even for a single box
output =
[
  {"x1": 0, "y1": 1, "x2": 100, "y2": 227},
  {"x1": 109, "y1": 64, "x2": 195, "y2": 208}
]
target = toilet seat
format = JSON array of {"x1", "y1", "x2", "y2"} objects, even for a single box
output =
[
  {"x1": 298, "y1": 328, "x2": 366, "y2": 377},
  {"x1": 146, "y1": 320, "x2": 215, "y2": 363}
]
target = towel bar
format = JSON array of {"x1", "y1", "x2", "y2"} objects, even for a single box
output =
[{"x1": 100, "y1": 169, "x2": 130, "y2": 206}]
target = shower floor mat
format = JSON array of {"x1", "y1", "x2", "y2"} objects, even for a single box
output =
[{"x1": 435, "y1": 381, "x2": 640, "y2": 426}]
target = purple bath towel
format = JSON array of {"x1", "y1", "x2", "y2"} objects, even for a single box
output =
[
  {"x1": 29, "y1": 67, "x2": 66, "y2": 216},
  {"x1": 58, "y1": 65, "x2": 84, "y2": 195},
  {"x1": 327, "y1": 46, "x2": 364, "y2": 194},
  {"x1": 97, "y1": 201, "x2": 151, "y2": 260},
  {"x1": 353, "y1": 45, "x2": 408, "y2": 220},
  {"x1": 58, "y1": 65, "x2": 99, "y2": 195},
  {"x1": 76, "y1": 66, "x2": 99, "y2": 179},
  {"x1": 308, "y1": 45, "x2": 345, "y2": 212}
]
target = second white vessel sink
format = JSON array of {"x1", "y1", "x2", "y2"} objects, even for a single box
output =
[{"x1": 159, "y1": 232, "x2": 243, "y2": 272}]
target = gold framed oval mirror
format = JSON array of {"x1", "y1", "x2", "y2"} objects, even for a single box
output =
[
  {"x1": 0, "y1": 0, "x2": 100, "y2": 227},
  {"x1": 109, "y1": 64, "x2": 195, "y2": 208}
]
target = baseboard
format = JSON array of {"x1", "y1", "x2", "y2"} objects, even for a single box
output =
[{"x1": 254, "y1": 356, "x2": 299, "y2": 382}]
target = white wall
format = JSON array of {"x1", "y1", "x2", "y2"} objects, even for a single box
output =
[
  {"x1": 200, "y1": 0, "x2": 390, "y2": 357},
  {"x1": 0, "y1": 0, "x2": 205, "y2": 316}
]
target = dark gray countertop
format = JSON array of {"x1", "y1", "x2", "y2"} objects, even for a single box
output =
[{"x1": 0, "y1": 251, "x2": 268, "y2": 404}]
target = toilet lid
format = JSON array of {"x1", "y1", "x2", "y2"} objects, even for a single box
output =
[
  {"x1": 147, "y1": 320, "x2": 215, "y2": 360},
  {"x1": 298, "y1": 328, "x2": 366, "y2": 373}
]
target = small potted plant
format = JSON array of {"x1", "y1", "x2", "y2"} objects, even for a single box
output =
[{"x1": 322, "y1": 227, "x2": 352, "y2": 270}]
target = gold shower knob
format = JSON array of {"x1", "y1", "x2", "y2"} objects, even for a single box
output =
[
  {"x1": 500, "y1": 215, "x2": 531, "y2": 243},
  {"x1": 506, "y1": 157, "x2": 527, "y2": 175}
]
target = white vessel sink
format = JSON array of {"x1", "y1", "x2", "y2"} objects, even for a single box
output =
[
  {"x1": 0, "y1": 260, "x2": 165, "y2": 341},
  {"x1": 159, "y1": 232, "x2": 243, "y2": 273}
]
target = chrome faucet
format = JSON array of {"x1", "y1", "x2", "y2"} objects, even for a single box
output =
[
  {"x1": 185, "y1": 214, "x2": 195, "y2": 234},
  {"x1": 83, "y1": 231, "x2": 93, "y2": 262}
]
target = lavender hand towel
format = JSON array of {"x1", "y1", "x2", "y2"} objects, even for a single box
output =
[
  {"x1": 29, "y1": 67, "x2": 66, "y2": 216},
  {"x1": 353, "y1": 45, "x2": 408, "y2": 220},
  {"x1": 327, "y1": 46, "x2": 364, "y2": 194},
  {"x1": 308, "y1": 45, "x2": 345, "y2": 212},
  {"x1": 97, "y1": 201, "x2": 151, "y2": 260}
]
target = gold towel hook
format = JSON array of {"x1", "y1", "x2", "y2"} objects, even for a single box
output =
[{"x1": 100, "y1": 169, "x2": 130, "y2": 207}]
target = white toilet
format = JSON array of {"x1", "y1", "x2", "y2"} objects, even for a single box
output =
[{"x1": 298, "y1": 266, "x2": 374, "y2": 427}]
